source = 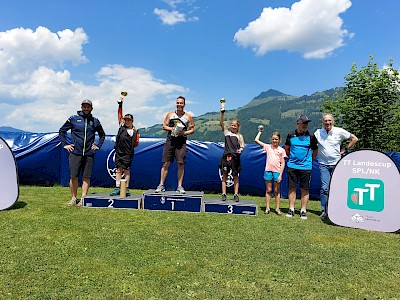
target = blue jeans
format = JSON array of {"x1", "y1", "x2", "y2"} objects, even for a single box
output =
[{"x1": 319, "y1": 163, "x2": 335, "y2": 213}]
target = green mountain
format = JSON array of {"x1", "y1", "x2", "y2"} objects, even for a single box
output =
[{"x1": 139, "y1": 88, "x2": 342, "y2": 143}]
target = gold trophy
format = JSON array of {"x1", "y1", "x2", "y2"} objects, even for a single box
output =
[
  {"x1": 220, "y1": 98, "x2": 226, "y2": 113},
  {"x1": 118, "y1": 91, "x2": 128, "y2": 104}
]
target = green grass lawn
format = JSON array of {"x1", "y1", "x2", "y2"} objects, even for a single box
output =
[{"x1": 1, "y1": 186, "x2": 399, "y2": 299}]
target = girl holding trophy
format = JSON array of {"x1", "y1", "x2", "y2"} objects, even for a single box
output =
[
  {"x1": 110, "y1": 92, "x2": 140, "y2": 196},
  {"x1": 219, "y1": 99, "x2": 245, "y2": 202},
  {"x1": 254, "y1": 126, "x2": 286, "y2": 215}
]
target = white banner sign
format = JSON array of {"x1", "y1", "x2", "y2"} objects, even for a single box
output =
[
  {"x1": 328, "y1": 149, "x2": 400, "y2": 233},
  {"x1": 0, "y1": 137, "x2": 19, "y2": 210}
]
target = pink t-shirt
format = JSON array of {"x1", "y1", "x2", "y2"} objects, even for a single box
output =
[{"x1": 263, "y1": 144, "x2": 287, "y2": 173}]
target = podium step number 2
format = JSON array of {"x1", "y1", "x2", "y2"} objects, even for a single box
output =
[{"x1": 82, "y1": 194, "x2": 141, "y2": 209}]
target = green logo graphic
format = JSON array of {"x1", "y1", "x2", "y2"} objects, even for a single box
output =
[{"x1": 347, "y1": 178, "x2": 384, "y2": 212}]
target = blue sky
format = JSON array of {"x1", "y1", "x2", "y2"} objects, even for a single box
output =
[{"x1": 0, "y1": 0, "x2": 399, "y2": 134}]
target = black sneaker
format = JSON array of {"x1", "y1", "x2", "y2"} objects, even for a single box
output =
[
  {"x1": 300, "y1": 210, "x2": 307, "y2": 220},
  {"x1": 233, "y1": 194, "x2": 239, "y2": 202},
  {"x1": 286, "y1": 209, "x2": 295, "y2": 218},
  {"x1": 221, "y1": 194, "x2": 227, "y2": 201}
]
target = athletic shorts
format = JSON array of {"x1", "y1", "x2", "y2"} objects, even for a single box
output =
[
  {"x1": 219, "y1": 155, "x2": 241, "y2": 177},
  {"x1": 287, "y1": 167, "x2": 311, "y2": 190},
  {"x1": 69, "y1": 153, "x2": 94, "y2": 178},
  {"x1": 114, "y1": 152, "x2": 133, "y2": 170},
  {"x1": 264, "y1": 171, "x2": 280, "y2": 182},
  {"x1": 162, "y1": 138, "x2": 187, "y2": 164}
]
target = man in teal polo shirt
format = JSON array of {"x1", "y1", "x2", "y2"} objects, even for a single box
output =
[{"x1": 284, "y1": 114, "x2": 318, "y2": 220}]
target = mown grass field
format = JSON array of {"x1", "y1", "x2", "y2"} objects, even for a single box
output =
[{"x1": 1, "y1": 186, "x2": 399, "y2": 299}]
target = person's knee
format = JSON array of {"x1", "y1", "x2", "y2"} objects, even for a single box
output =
[{"x1": 300, "y1": 188, "x2": 309, "y2": 196}]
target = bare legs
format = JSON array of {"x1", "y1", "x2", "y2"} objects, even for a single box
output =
[{"x1": 288, "y1": 187, "x2": 309, "y2": 211}]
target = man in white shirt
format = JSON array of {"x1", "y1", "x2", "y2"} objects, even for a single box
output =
[{"x1": 314, "y1": 113, "x2": 358, "y2": 218}]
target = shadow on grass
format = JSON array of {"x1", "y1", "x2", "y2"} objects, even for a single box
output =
[{"x1": 9, "y1": 201, "x2": 27, "y2": 210}]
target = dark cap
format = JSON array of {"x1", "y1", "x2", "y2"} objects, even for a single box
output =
[
  {"x1": 123, "y1": 114, "x2": 134, "y2": 121},
  {"x1": 81, "y1": 99, "x2": 93, "y2": 106},
  {"x1": 297, "y1": 114, "x2": 311, "y2": 123}
]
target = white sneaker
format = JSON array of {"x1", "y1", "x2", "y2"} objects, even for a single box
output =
[
  {"x1": 155, "y1": 185, "x2": 165, "y2": 193},
  {"x1": 68, "y1": 197, "x2": 77, "y2": 206},
  {"x1": 176, "y1": 186, "x2": 185, "y2": 194},
  {"x1": 300, "y1": 210, "x2": 307, "y2": 220}
]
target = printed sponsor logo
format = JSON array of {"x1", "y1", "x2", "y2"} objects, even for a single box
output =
[
  {"x1": 219, "y1": 169, "x2": 236, "y2": 187},
  {"x1": 347, "y1": 178, "x2": 384, "y2": 212},
  {"x1": 351, "y1": 213, "x2": 364, "y2": 223},
  {"x1": 106, "y1": 149, "x2": 117, "y2": 180}
]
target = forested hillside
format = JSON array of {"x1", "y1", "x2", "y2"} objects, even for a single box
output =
[{"x1": 139, "y1": 88, "x2": 342, "y2": 143}]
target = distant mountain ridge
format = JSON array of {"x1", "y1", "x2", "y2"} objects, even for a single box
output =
[
  {"x1": 139, "y1": 87, "x2": 343, "y2": 142},
  {"x1": 254, "y1": 89, "x2": 288, "y2": 99}
]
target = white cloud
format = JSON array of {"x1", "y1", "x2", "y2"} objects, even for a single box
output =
[
  {"x1": 0, "y1": 27, "x2": 188, "y2": 134},
  {"x1": 0, "y1": 26, "x2": 88, "y2": 83},
  {"x1": 154, "y1": 8, "x2": 187, "y2": 25},
  {"x1": 154, "y1": 0, "x2": 199, "y2": 25},
  {"x1": 162, "y1": 0, "x2": 187, "y2": 8},
  {"x1": 234, "y1": 0, "x2": 353, "y2": 58}
]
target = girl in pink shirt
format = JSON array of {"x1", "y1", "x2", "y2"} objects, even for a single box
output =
[{"x1": 255, "y1": 128, "x2": 287, "y2": 215}]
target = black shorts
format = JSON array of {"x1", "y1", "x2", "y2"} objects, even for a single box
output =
[
  {"x1": 69, "y1": 153, "x2": 94, "y2": 178},
  {"x1": 114, "y1": 152, "x2": 133, "y2": 170},
  {"x1": 287, "y1": 167, "x2": 311, "y2": 190},
  {"x1": 219, "y1": 155, "x2": 241, "y2": 177},
  {"x1": 162, "y1": 138, "x2": 187, "y2": 164}
]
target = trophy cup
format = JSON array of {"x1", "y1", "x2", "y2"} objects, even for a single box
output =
[
  {"x1": 258, "y1": 125, "x2": 264, "y2": 131},
  {"x1": 220, "y1": 98, "x2": 226, "y2": 113},
  {"x1": 172, "y1": 121, "x2": 185, "y2": 137},
  {"x1": 118, "y1": 91, "x2": 128, "y2": 104}
]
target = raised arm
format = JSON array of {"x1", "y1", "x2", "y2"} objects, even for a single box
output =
[
  {"x1": 254, "y1": 129, "x2": 265, "y2": 147},
  {"x1": 220, "y1": 111, "x2": 226, "y2": 131},
  {"x1": 117, "y1": 97, "x2": 124, "y2": 125}
]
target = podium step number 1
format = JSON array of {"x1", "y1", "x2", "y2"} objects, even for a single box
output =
[{"x1": 82, "y1": 190, "x2": 258, "y2": 216}]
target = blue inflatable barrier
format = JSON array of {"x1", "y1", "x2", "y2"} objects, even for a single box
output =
[{"x1": 1, "y1": 131, "x2": 400, "y2": 199}]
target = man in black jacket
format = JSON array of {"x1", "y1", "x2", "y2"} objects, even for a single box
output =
[{"x1": 59, "y1": 99, "x2": 106, "y2": 206}]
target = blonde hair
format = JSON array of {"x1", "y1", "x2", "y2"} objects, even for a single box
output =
[
  {"x1": 271, "y1": 131, "x2": 281, "y2": 140},
  {"x1": 231, "y1": 119, "x2": 240, "y2": 128}
]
